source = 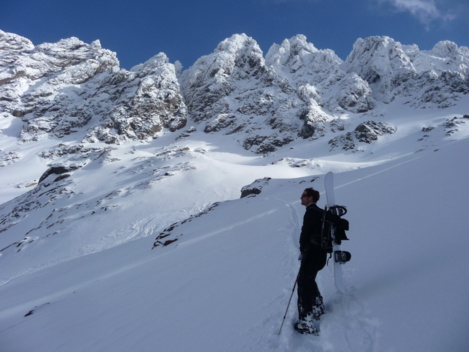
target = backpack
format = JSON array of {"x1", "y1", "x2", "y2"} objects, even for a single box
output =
[{"x1": 320, "y1": 205, "x2": 349, "y2": 253}]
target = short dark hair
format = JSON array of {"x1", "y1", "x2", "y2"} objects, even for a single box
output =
[{"x1": 303, "y1": 188, "x2": 320, "y2": 203}]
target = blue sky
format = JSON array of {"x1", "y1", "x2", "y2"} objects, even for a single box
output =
[{"x1": 1, "y1": 0, "x2": 468, "y2": 70}]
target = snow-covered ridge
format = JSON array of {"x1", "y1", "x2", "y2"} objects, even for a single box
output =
[{"x1": 1, "y1": 30, "x2": 468, "y2": 151}]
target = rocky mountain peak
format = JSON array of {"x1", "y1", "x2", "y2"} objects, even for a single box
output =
[
  {"x1": 345, "y1": 36, "x2": 468, "y2": 105},
  {"x1": 0, "y1": 30, "x2": 34, "y2": 53},
  {"x1": 431, "y1": 40, "x2": 463, "y2": 60},
  {"x1": 215, "y1": 33, "x2": 264, "y2": 69},
  {"x1": 179, "y1": 34, "x2": 268, "y2": 123},
  {"x1": 0, "y1": 31, "x2": 187, "y2": 143},
  {"x1": 266, "y1": 35, "x2": 342, "y2": 83},
  {"x1": 87, "y1": 52, "x2": 187, "y2": 143},
  {"x1": 427, "y1": 41, "x2": 469, "y2": 76},
  {"x1": 195, "y1": 33, "x2": 266, "y2": 83},
  {"x1": 265, "y1": 34, "x2": 319, "y2": 68},
  {"x1": 345, "y1": 36, "x2": 415, "y2": 86}
]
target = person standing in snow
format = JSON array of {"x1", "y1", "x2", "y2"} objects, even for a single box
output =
[{"x1": 294, "y1": 187, "x2": 327, "y2": 335}]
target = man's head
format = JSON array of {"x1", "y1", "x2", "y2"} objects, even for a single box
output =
[{"x1": 301, "y1": 188, "x2": 320, "y2": 206}]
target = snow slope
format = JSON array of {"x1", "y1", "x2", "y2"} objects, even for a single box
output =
[{"x1": 1, "y1": 96, "x2": 469, "y2": 351}]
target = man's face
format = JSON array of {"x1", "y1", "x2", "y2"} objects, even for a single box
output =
[{"x1": 301, "y1": 192, "x2": 313, "y2": 206}]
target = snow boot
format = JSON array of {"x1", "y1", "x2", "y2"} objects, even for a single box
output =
[
  {"x1": 294, "y1": 315, "x2": 320, "y2": 335},
  {"x1": 312, "y1": 296, "x2": 325, "y2": 319}
]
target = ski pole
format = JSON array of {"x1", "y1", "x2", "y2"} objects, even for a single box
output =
[{"x1": 278, "y1": 271, "x2": 299, "y2": 336}]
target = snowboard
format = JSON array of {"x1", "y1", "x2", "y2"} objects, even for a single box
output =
[{"x1": 324, "y1": 171, "x2": 348, "y2": 294}]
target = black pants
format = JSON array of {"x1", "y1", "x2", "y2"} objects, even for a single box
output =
[{"x1": 297, "y1": 247, "x2": 327, "y2": 320}]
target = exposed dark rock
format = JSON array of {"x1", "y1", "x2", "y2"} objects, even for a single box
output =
[
  {"x1": 240, "y1": 177, "x2": 272, "y2": 198},
  {"x1": 354, "y1": 121, "x2": 396, "y2": 143},
  {"x1": 152, "y1": 203, "x2": 220, "y2": 249},
  {"x1": 329, "y1": 121, "x2": 396, "y2": 150},
  {"x1": 444, "y1": 116, "x2": 466, "y2": 135},
  {"x1": 38, "y1": 165, "x2": 82, "y2": 184},
  {"x1": 243, "y1": 134, "x2": 294, "y2": 154}
]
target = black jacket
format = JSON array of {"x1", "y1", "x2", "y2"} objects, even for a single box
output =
[{"x1": 299, "y1": 203, "x2": 324, "y2": 254}]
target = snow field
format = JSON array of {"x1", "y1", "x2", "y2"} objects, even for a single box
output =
[{"x1": 1, "y1": 97, "x2": 469, "y2": 351}]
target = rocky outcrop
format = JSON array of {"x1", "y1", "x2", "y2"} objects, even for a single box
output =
[
  {"x1": 329, "y1": 121, "x2": 396, "y2": 151},
  {"x1": 240, "y1": 177, "x2": 271, "y2": 198}
]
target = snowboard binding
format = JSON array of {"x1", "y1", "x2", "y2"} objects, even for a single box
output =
[
  {"x1": 334, "y1": 250, "x2": 351, "y2": 264},
  {"x1": 330, "y1": 205, "x2": 347, "y2": 216}
]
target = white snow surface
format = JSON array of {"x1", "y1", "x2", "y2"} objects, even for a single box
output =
[{"x1": 1, "y1": 96, "x2": 469, "y2": 351}]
